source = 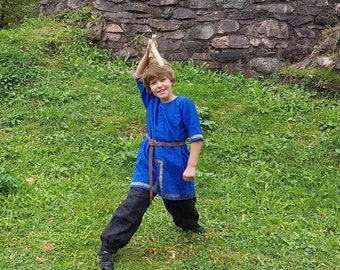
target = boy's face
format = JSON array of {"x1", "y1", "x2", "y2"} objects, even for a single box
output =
[{"x1": 149, "y1": 77, "x2": 176, "y2": 103}]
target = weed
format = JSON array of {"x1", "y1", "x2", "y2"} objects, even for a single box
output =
[
  {"x1": 0, "y1": 168, "x2": 19, "y2": 196},
  {"x1": 197, "y1": 106, "x2": 216, "y2": 131},
  {"x1": 131, "y1": 34, "x2": 149, "y2": 55},
  {"x1": 0, "y1": 0, "x2": 39, "y2": 28},
  {"x1": 58, "y1": 7, "x2": 93, "y2": 25}
]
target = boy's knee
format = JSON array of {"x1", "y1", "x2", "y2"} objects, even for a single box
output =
[
  {"x1": 123, "y1": 188, "x2": 151, "y2": 208},
  {"x1": 128, "y1": 188, "x2": 150, "y2": 199}
]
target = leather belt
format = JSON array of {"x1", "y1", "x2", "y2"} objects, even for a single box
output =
[{"x1": 145, "y1": 134, "x2": 186, "y2": 204}]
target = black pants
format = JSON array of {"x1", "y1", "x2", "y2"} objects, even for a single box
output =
[{"x1": 100, "y1": 188, "x2": 200, "y2": 254}]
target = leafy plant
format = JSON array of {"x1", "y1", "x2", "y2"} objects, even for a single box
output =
[
  {"x1": 0, "y1": 0, "x2": 39, "y2": 28},
  {"x1": 0, "y1": 167, "x2": 19, "y2": 196},
  {"x1": 57, "y1": 6, "x2": 102, "y2": 27},
  {"x1": 0, "y1": 37, "x2": 43, "y2": 97},
  {"x1": 197, "y1": 106, "x2": 216, "y2": 131}
]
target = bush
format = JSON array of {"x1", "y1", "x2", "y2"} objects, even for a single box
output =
[
  {"x1": 0, "y1": 167, "x2": 19, "y2": 196},
  {"x1": 0, "y1": 0, "x2": 40, "y2": 28}
]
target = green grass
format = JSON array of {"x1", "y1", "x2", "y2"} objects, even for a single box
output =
[{"x1": 1, "y1": 18, "x2": 339, "y2": 269}]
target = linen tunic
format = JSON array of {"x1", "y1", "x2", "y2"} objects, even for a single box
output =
[{"x1": 131, "y1": 79, "x2": 203, "y2": 200}]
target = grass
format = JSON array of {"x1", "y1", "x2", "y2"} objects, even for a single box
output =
[{"x1": 1, "y1": 17, "x2": 339, "y2": 269}]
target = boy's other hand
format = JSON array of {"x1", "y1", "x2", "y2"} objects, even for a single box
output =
[{"x1": 183, "y1": 166, "x2": 196, "y2": 181}]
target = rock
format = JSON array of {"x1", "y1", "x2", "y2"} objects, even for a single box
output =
[
  {"x1": 189, "y1": 24, "x2": 216, "y2": 40},
  {"x1": 173, "y1": 8, "x2": 197, "y2": 20},
  {"x1": 211, "y1": 35, "x2": 249, "y2": 49},
  {"x1": 67, "y1": 0, "x2": 85, "y2": 9},
  {"x1": 214, "y1": 50, "x2": 245, "y2": 62},
  {"x1": 282, "y1": 45, "x2": 311, "y2": 61},
  {"x1": 217, "y1": 20, "x2": 240, "y2": 34},
  {"x1": 316, "y1": 56, "x2": 334, "y2": 68},
  {"x1": 216, "y1": 0, "x2": 250, "y2": 10},
  {"x1": 335, "y1": 58, "x2": 340, "y2": 71},
  {"x1": 255, "y1": 4, "x2": 295, "y2": 14},
  {"x1": 249, "y1": 57, "x2": 283, "y2": 74}
]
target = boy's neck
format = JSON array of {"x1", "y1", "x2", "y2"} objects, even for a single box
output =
[{"x1": 160, "y1": 94, "x2": 177, "y2": 103}]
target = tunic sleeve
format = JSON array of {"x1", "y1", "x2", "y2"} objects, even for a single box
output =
[
  {"x1": 180, "y1": 97, "x2": 204, "y2": 143},
  {"x1": 136, "y1": 77, "x2": 152, "y2": 108}
]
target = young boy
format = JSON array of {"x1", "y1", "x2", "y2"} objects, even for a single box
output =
[{"x1": 98, "y1": 40, "x2": 205, "y2": 270}]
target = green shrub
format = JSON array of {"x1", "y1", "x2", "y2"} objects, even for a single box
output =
[
  {"x1": 197, "y1": 106, "x2": 216, "y2": 132},
  {"x1": 0, "y1": 0, "x2": 40, "y2": 28},
  {"x1": 0, "y1": 167, "x2": 19, "y2": 196}
]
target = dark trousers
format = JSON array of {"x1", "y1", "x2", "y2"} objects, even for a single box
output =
[{"x1": 100, "y1": 188, "x2": 200, "y2": 254}]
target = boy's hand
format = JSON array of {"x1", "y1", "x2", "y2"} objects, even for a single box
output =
[
  {"x1": 183, "y1": 165, "x2": 196, "y2": 181},
  {"x1": 146, "y1": 39, "x2": 152, "y2": 54},
  {"x1": 134, "y1": 39, "x2": 152, "y2": 77}
]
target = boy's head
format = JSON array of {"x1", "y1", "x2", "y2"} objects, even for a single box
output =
[{"x1": 141, "y1": 58, "x2": 176, "y2": 92}]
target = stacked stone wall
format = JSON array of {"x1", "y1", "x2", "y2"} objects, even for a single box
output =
[{"x1": 40, "y1": 0, "x2": 340, "y2": 75}]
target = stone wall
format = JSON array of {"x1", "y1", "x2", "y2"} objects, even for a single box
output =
[{"x1": 40, "y1": 0, "x2": 340, "y2": 76}]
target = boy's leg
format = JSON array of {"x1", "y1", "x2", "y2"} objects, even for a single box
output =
[
  {"x1": 100, "y1": 187, "x2": 151, "y2": 254},
  {"x1": 163, "y1": 198, "x2": 205, "y2": 233}
]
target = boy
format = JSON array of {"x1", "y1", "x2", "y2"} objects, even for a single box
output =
[{"x1": 98, "y1": 40, "x2": 205, "y2": 270}]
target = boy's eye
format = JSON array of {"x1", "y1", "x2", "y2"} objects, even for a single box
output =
[{"x1": 150, "y1": 78, "x2": 167, "y2": 87}]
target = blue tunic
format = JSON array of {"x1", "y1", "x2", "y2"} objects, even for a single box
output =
[{"x1": 131, "y1": 79, "x2": 203, "y2": 200}]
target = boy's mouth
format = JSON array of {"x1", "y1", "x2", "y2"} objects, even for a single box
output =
[{"x1": 157, "y1": 89, "x2": 166, "y2": 94}]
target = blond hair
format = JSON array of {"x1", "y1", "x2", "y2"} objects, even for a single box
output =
[{"x1": 141, "y1": 58, "x2": 176, "y2": 92}]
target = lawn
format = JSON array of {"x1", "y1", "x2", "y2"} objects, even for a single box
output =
[{"x1": 0, "y1": 18, "x2": 339, "y2": 269}]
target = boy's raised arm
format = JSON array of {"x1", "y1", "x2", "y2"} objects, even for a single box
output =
[{"x1": 134, "y1": 41, "x2": 152, "y2": 78}]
